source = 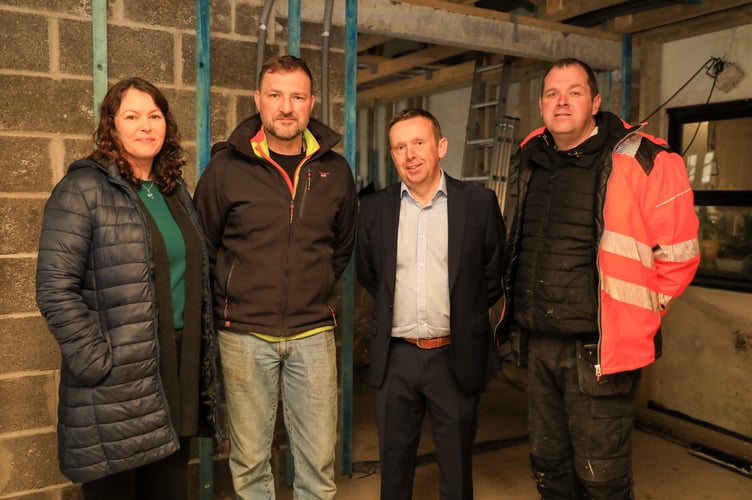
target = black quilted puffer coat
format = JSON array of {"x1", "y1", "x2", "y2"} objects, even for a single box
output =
[{"x1": 35, "y1": 158, "x2": 220, "y2": 483}]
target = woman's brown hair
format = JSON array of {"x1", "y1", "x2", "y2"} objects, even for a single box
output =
[{"x1": 91, "y1": 77, "x2": 185, "y2": 194}]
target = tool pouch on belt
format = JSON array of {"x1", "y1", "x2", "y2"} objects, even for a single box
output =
[{"x1": 576, "y1": 341, "x2": 640, "y2": 397}]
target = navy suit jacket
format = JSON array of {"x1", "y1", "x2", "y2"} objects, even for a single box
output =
[{"x1": 357, "y1": 174, "x2": 505, "y2": 394}]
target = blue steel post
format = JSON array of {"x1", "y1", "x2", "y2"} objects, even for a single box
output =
[
  {"x1": 196, "y1": 1, "x2": 213, "y2": 499},
  {"x1": 286, "y1": 0, "x2": 302, "y2": 487},
  {"x1": 340, "y1": 0, "x2": 358, "y2": 476},
  {"x1": 621, "y1": 34, "x2": 632, "y2": 121},
  {"x1": 91, "y1": 0, "x2": 107, "y2": 124},
  {"x1": 288, "y1": 0, "x2": 301, "y2": 57},
  {"x1": 196, "y1": 0, "x2": 211, "y2": 176}
]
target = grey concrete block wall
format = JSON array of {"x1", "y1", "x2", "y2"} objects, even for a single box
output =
[{"x1": 0, "y1": 0, "x2": 346, "y2": 497}]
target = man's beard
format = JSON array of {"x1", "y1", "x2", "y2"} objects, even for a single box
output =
[{"x1": 266, "y1": 116, "x2": 305, "y2": 142}]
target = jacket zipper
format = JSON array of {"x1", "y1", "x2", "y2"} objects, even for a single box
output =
[
  {"x1": 593, "y1": 131, "x2": 639, "y2": 379},
  {"x1": 223, "y1": 261, "x2": 236, "y2": 328}
]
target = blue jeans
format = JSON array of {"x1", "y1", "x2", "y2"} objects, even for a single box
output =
[{"x1": 218, "y1": 330, "x2": 338, "y2": 500}]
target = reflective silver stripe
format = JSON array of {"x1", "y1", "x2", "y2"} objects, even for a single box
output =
[
  {"x1": 601, "y1": 230, "x2": 654, "y2": 268},
  {"x1": 614, "y1": 133, "x2": 642, "y2": 157},
  {"x1": 654, "y1": 237, "x2": 700, "y2": 263},
  {"x1": 658, "y1": 293, "x2": 674, "y2": 310},
  {"x1": 655, "y1": 187, "x2": 693, "y2": 208},
  {"x1": 602, "y1": 275, "x2": 664, "y2": 313}
]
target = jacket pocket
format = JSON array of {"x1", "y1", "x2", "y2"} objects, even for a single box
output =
[{"x1": 576, "y1": 341, "x2": 640, "y2": 397}]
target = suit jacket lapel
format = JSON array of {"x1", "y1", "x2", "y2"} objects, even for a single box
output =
[
  {"x1": 384, "y1": 184, "x2": 401, "y2": 298},
  {"x1": 446, "y1": 175, "x2": 467, "y2": 293}
]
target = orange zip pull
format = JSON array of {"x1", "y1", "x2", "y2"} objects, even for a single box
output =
[
  {"x1": 329, "y1": 306, "x2": 338, "y2": 327},
  {"x1": 289, "y1": 200, "x2": 294, "y2": 224},
  {"x1": 307, "y1": 170, "x2": 312, "y2": 191}
]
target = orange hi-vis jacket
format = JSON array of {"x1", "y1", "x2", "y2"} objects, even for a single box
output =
[{"x1": 502, "y1": 115, "x2": 701, "y2": 376}]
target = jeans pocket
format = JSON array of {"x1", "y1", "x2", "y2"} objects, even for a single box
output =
[{"x1": 576, "y1": 341, "x2": 640, "y2": 397}]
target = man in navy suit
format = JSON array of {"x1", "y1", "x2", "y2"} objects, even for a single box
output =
[{"x1": 357, "y1": 108, "x2": 505, "y2": 500}]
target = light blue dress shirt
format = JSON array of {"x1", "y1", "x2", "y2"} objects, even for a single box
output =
[{"x1": 391, "y1": 171, "x2": 450, "y2": 340}]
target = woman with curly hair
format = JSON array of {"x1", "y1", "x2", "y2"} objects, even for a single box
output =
[{"x1": 35, "y1": 77, "x2": 220, "y2": 499}]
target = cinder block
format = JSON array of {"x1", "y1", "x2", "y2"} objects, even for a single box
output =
[
  {"x1": 330, "y1": 102, "x2": 346, "y2": 137},
  {"x1": 183, "y1": 146, "x2": 198, "y2": 191},
  {"x1": 182, "y1": 36, "x2": 258, "y2": 89},
  {"x1": 64, "y1": 22, "x2": 178, "y2": 85},
  {"x1": 234, "y1": 95, "x2": 255, "y2": 127},
  {"x1": 0, "y1": 258, "x2": 37, "y2": 315},
  {"x1": 324, "y1": 52, "x2": 346, "y2": 98},
  {"x1": 108, "y1": 25, "x2": 176, "y2": 85},
  {"x1": 0, "y1": 198, "x2": 46, "y2": 255},
  {"x1": 299, "y1": 20, "x2": 345, "y2": 50},
  {"x1": 0, "y1": 374, "x2": 57, "y2": 433},
  {"x1": 235, "y1": 3, "x2": 264, "y2": 37},
  {"x1": 1, "y1": 0, "x2": 90, "y2": 15},
  {"x1": 0, "y1": 11, "x2": 48, "y2": 72},
  {"x1": 210, "y1": 0, "x2": 233, "y2": 34},
  {"x1": 58, "y1": 18, "x2": 91, "y2": 76},
  {"x1": 167, "y1": 89, "x2": 230, "y2": 144},
  {"x1": 0, "y1": 317, "x2": 61, "y2": 375},
  {"x1": 0, "y1": 138, "x2": 54, "y2": 193},
  {"x1": 0, "y1": 76, "x2": 91, "y2": 135},
  {"x1": 0, "y1": 432, "x2": 69, "y2": 493},
  {"x1": 63, "y1": 139, "x2": 95, "y2": 174},
  {"x1": 122, "y1": 0, "x2": 198, "y2": 31}
]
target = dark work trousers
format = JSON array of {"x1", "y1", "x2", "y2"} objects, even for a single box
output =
[
  {"x1": 375, "y1": 338, "x2": 480, "y2": 500},
  {"x1": 527, "y1": 334, "x2": 638, "y2": 500},
  {"x1": 80, "y1": 436, "x2": 192, "y2": 500}
]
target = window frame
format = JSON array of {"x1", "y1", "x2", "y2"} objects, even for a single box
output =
[{"x1": 666, "y1": 99, "x2": 752, "y2": 293}]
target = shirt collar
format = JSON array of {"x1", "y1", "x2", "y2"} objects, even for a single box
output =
[{"x1": 400, "y1": 170, "x2": 447, "y2": 202}]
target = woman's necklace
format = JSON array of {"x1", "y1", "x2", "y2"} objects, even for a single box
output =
[{"x1": 142, "y1": 180, "x2": 156, "y2": 199}]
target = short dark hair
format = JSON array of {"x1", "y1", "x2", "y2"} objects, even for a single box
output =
[
  {"x1": 92, "y1": 77, "x2": 184, "y2": 194},
  {"x1": 541, "y1": 58, "x2": 599, "y2": 99},
  {"x1": 388, "y1": 108, "x2": 443, "y2": 142},
  {"x1": 258, "y1": 55, "x2": 314, "y2": 91}
]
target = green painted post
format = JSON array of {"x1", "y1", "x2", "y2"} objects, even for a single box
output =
[
  {"x1": 340, "y1": 0, "x2": 358, "y2": 477},
  {"x1": 196, "y1": 0, "x2": 213, "y2": 498},
  {"x1": 91, "y1": 0, "x2": 107, "y2": 124},
  {"x1": 287, "y1": 0, "x2": 301, "y2": 57}
]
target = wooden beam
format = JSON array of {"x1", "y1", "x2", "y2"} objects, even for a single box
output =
[
  {"x1": 358, "y1": 34, "x2": 390, "y2": 52},
  {"x1": 638, "y1": 4, "x2": 752, "y2": 44},
  {"x1": 299, "y1": 0, "x2": 627, "y2": 70},
  {"x1": 358, "y1": 54, "x2": 389, "y2": 65},
  {"x1": 358, "y1": 45, "x2": 467, "y2": 84},
  {"x1": 535, "y1": 0, "x2": 625, "y2": 23},
  {"x1": 357, "y1": 60, "x2": 476, "y2": 107},
  {"x1": 607, "y1": 0, "x2": 752, "y2": 34}
]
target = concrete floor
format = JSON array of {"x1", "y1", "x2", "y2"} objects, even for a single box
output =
[{"x1": 275, "y1": 365, "x2": 751, "y2": 499}]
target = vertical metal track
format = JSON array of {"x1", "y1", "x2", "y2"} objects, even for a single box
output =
[
  {"x1": 340, "y1": 0, "x2": 358, "y2": 478},
  {"x1": 91, "y1": 0, "x2": 107, "y2": 125},
  {"x1": 196, "y1": 1, "x2": 213, "y2": 498},
  {"x1": 196, "y1": 0, "x2": 211, "y2": 177},
  {"x1": 288, "y1": 0, "x2": 301, "y2": 57},
  {"x1": 286, "y1": 0, "x2": 303, "y2": 487},
  {"x1": 321, "y1": 0, "x2": 335, "y2": 125}
]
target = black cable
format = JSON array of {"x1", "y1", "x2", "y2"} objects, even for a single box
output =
[
  {"x1": 640, "y1": 57, "x2": 719, "y2": 124},
  {"x1": 681, "y1": 71, "x2": 718, "y2": 157}
]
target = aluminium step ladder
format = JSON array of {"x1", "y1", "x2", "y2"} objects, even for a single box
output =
[{"x1": 460, "y1": 53, "x2": 519, "y2": 209}]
